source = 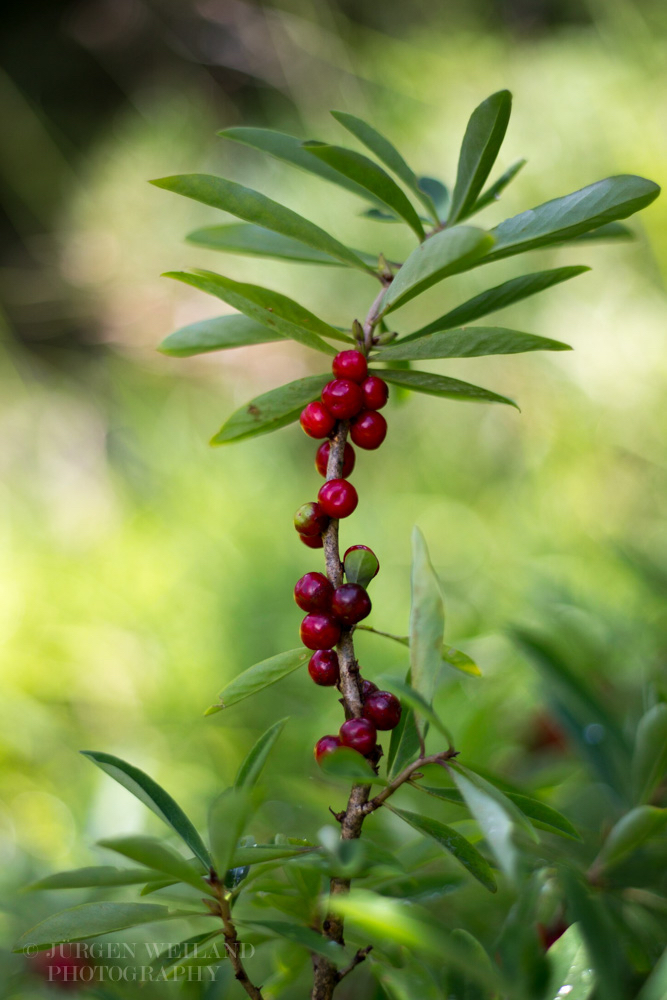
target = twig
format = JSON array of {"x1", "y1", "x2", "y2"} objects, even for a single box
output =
[
  {"x1": 362, "y1": 749, "x2": 459, "y2": 814},
  {"x1": 208, "y1": 871, "x2": 264, "y2": 1000},
  {"x1": 336, "y1": 945, "x2": 373, "y2": 982}
]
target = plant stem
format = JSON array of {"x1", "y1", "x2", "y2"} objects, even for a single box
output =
[{"x1": 210, "y1": 874, "x2": 264, "y2": 1000}]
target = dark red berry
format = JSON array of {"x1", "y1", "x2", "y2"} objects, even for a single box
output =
[
  {"x1": 331, "y1": 583, "x2": 372, "y2": 625},
  {"x1": 317, "y1": 479, "x2": 358, "y2": 519},
  {"x1": 332, "y1": 350, "x2": 368, "y2": 383},
  {"x1": 339, "y1": 717, "x2": 377, "y2": 756},
  {"x1": 308, "y1": 650, "x2": 340, "y2": 686},
  {"x1": 294, "y1": 502, "x2": 329, "y2": 537},
  {"x1": 322, "y1": 379, "x2": 364, "y2": 420},
  {"x1": 343, "y1": 544, "x2": 380, "y2": 578},
  {"x1": 361, "y1": 375, "x2": 389, "y2": 410},
  {"x1": 360, "y1": 679, "x2": 378, "y2": 699},
  {"x1": 363, "y1": 690, "x2": 402, "y2": 730},
  {"x1": 350, "y1": 411, "x2": 387, "y2": 450},
  {"x1": 294, "y1": 572, "x2": 333, "y2": 612},
  {"x1": 300, "y1": 613, "x2": 341, "y2": 650},
  {"x1": 314, "y1": 734, "x2": 342, "y2": 763},
  {"x1": 300, "y1": 401, "x2": 336, "y2": 439},
  {"x1": 300, "y1": 533, "x2": 323, "y2": 549},
  {"x1": 315, "y1": 441, "x2": 355, "y2": 479}
]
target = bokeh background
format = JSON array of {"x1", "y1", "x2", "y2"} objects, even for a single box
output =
[{"x1": 1, "y1": 0, "x2": 666, "y2": 995}]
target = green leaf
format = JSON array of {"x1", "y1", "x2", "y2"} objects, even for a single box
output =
[
  {"x1": 235, "y1": 717, "x2": 289, "y2": 789},
  {"x1": 159, "y1": 314, "x2": 283, "y2": 358},
  {"x1": 80, "y1": 751, "x2": 212, "y2": 871},
  {"x1": 209, "y1": 787, "x2": 253, "y2": 875},
  {"x1": 218, "y1": 126, "x2": 385, "y2": 205},
  {"x1": 402, "y1": 266, "x2": 589, "y2": 339},
  {"x1": 152, "y1": 931, "x2": 226, "y2": 978},
  {"x1": 238, "y1": 918, "x2": 346, "y2": 965},
  {"x1": 376, "y1": 368, "x2": 518, "y2": 409},
  {"x1": 378, "y1": 226, "x2": 494, "y2": 314},
  {"x1": 361, "y1": 206, "x2": 402, "y2": 223},
  {"x1": 14, "y1": 902, "x2": 188, "y2": 953},
  {"x1": 544, "y1": 923, "x2": 595, "y2": 1000},
  {"x1": 593, "y1": 806, "x2": 667, "y2": 872},
  {"x1": 231, "y1": 844, "x2": 318, "y2": 867},
  {"x1": 376, "y1": 326, "x2": 570, "y2": 362},
  {"x1": 448, "y1": 90, "x2": 513, "y2": 224},
  {"x1": 388, "y1": 806, "x2": 497, "y2": 893},
  {"x1": 140, "y1": 878, "x2": 177, "y2": 896},
  {"x1": 387, "y1": 675, "x2": 423, "y2": 779},
  {"x1": 165, "y1": 271, "x2": 338, "y2": 355},
  {"x1": 636, "y1": 946, "x2": 667, "y2": 1000},
  {"x1": 570, "y1": 221, "x2": 634, "y2": 242},
  {"x1": 380, "y1": 675, "x2": 452, "y2": 745},
  {"x1": 151, "y1": 174, "x2": 374, "y2": 273},
  {"x1": 97, "y1": 836, "x2": 211, "y2": 895},
  {"x1": 210, "y1": 374, "x2": 330, "y2": 447},
  {"x1": 319, "y1": 746, "x2": 386, "y2": 784},
  {"x1": 447, "y1": 928, "x2": 497, "y2": 1000},
  {"x1": 331, "y1": 111, "x2": 438, "y2": 221},
  {"x1": 418, "y1": 176, "x2": 450, "y2": 218},
  {"x1": 484, "y1": 175, "x2": 660, "y2": 263},
  {"x1": 343, "y1": 547, "x2": 379, "y2": 587},
  {"x1": 211, "y1": 647, "x2": 310, "y2": 710},
  {"x1": 27, "y1": 866, "x2": 167, "y2": 891},
  {"x1": 303, "y1": 142, "x2": 425, "y2": 239},
  {"x1": 468, "y1": 158, "x2": 526, "y2": 216},
  {"x1": 186, "y1": 222, "x2": 376, "y2": 269},
  {"x1": 632, "y1": 703, "x2": 667, "y2": 804},
  {"x1": 560, "y1": 869, "x2": 624, "y2": 1000},
  {"x1": 356, "y1": 625, "x2": 481, "y2": 677}
]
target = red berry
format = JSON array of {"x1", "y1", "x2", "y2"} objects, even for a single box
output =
[
  {"x1": 361, "y1": 375, "x2": 389, "y2": 410},
  {"x1": 300, "y1": 401, "x2": 336, "y2": 439},
  {"x1": 322, "y1": 379, "x2": 364, "y2": 420},
  {"x1": 308, "y1": 650, "x2": 340, "y2": 686},
  {"x1": 350, "y1": 411, "x2": 387, "y2": 450},
  {"x1": 300, "y1": 533, "x2": 323, "y2": 549},
  {"x1": 339, "y1": 717, "x2": 377, "y2": 756},
  {"x1": 331, "y1": 583, "x2": 372, "y2": 625},
  {"x1": 294, "y1": 502, "x2": 329, "y2": 537},
  {"x1": 315, "y1": 441, "x2": 355, "y2": 479},
  {"x1": 318, "y1": 479, "x2": 358, "y2": 519},
  {"x1": 300, "y1": 613, "x2": 341, "y2": 650},
  {"x1": 314, "y1": 734, "x2": 342, "y2": 763},
  {"x1": 360, "y1": 679, "x2": 378, "y2": 699},
  {"x1": 294, "y1": 572, "x2": 333, "y2": 612},
  {"x1": 343, "y1": 544, "x2": 380, "y2": 578},
  {"x1": 363, "y1": 690, "x2": 402, "y2": 730},
  {"x1": 332, "y1": 350, "x2": 368, "y2": 383}
]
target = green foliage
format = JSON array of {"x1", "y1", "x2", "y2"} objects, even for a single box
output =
[{"x1": 448, "y1": 90, "x2": 512, "y2": 224}]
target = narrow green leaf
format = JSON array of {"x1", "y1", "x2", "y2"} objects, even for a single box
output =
[
  {"x1": 544, "y1": 923, "x2": 595, "y2": 1000},
  {"x1": 140, "y1": 878, "x2": 177, "y2": 896},
  {"x1": 632, "y1": 703, "x2": 667, "y2": 804},
  {"x1": 343, "y1": 547, "x2": 379, "y2": 588},
  {"x1": 560, "y1": 869, "x2": 624, "y2": 1000},
  {"x1": 402, "y1": 266, "x2": 589, "y2": 339},
  {"x1": 303, "y1": 142, "x2": 425, "y2": 239},
  {"x1": 97, "y1": 836, "x2": 211, "y2": 895},
  {"x1": 447, "y1": 928, "x2": 497, "y2": 1000},
  {"x1": 376, "y1": 367, "x2": 518, "y2": 409},
  {"x1": 14, "y1": 902, "x2": 188, "y2": 953},
  {"x1": 380, "y1": 675, "x2": 452, "y2": 745},
  {"x1": 376, "y1": 326, "x2": 570, "y2": 362},
  {"x1": 80, "y1": 752, "x2": 212, "y2": 871},
  {"x1": 165, "y1": 271, "x2": 338, "y2": 355},
  {"x1": 211, "y1": 374, "x2": 330, "y2": 446},
  {"x1": 151, "y1": 174, "x2": 374, "y2": 273},
  {"x1": 484, "y1": 175, "x2": 660, "y2": 263},
  {"x1": 448, "y1": 90, "x2": 513, "y2": 224},
  {"x1": 152, "y1": 931, "x2": 226, "y2": 978},
  {"x1": 319, "y1": 746, "x2": 386, "y2": 784},
  {"x1": 418, "y1": 176, "x2": 450, "y2": 218},
  {"x1": 27, "y1": 867, "x2": 167, "y2": 891},
  {"x1": 361, "y1": 206, "x2": 402, "y2": 223},
  {"x1": 212, "y1": 647, "x2": 310, "y2": 709},
  {"x1": 387, "y1": 666, "x2": 423, "y2": 779},
  {"x1": 451, "y1": 767, "x2": 525, "y2": 882},
  {"x1": 594, "y1": 806, "x2": 667, "y2": 872},
  {"x1": 159, "y1": 315, "x2": 283, "y2": 358},
  {"x1": 379, "y1": 226, "x2": 494, "y2": 314},
  {"x1": 636, "y1": 946, "x2": 667, "y2": 1000},
  {"x1": 186, "y1": 222, "x2": 376, "y2": 269},
  {"x1": 388, "y1": 806, "x2": 497, "y2": 892},
  {"x1": 357, "y1": 625, "x2": 481, "y2": 677},
  {"x1": 411, "y1": 526, "x2": 446, "y2": 704},
  {"x1": 570, "y1": 221, "x2": 634, "y2": 242},
  {"x1": 238, "y1": 919, "x2": 346, "y2": 965},
  {"x1": 235, "y1": 717, "x2": 289, "y2": 789},
  {"x1": 454, "y1": 765, "x2": 539, "y2": 842},
  {"x1": 231, "y1": 844, "x2": 318, "y2": 867},
  {"x1": 209, "y1": 787, "x2": 253, "y2": 875},
  {"x1": 331, "y1": 111, "x2": 438, "y2": 221},
  {"x1": 468, "y1": 158, "x2": 526, "y2": 216}
]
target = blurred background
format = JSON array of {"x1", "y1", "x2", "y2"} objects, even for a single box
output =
[{"x1": 1, "y1": 0, "x2": 666, "y2": 995}]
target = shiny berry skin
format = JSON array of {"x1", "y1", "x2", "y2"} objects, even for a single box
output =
[
  {"x1": 308, "y1": 650, "x2": 340, "y2": 686},
  {"x1": 351, "y1": 411, "x2": 387, "y2": 450},
  {"x1": 294, "y1": 502, "x2": 329, "y2": 537},
  {"x1": 332, "y1": 350, "x2": 368, "y2": 383},
  {"x1": 340, "y1": 717, "x2": 377, "y2": 756},
  {"x1": 314, "y1": 734, "x2": 342, "y2": 763},
  {"x1": 361, "y1": 375, "x2": 389, "y2": 410},
  {"x1": 363, "y1": 690, "x2": 402, "y2": 730},
  {"x1": 300, "y1": 613, "x2": 341, "y2": 650},
  {"x1": 300, "y1": 401, "x2": 336, "y2": 439},
  {"x1": 331, "y1": 583, "x2": 372, "y2": 625},
  {"x1": 317, "y1": 479, "x2": 358, "y2": 519},
  {"x1": 316, "y1": 440, "x2": 355, "y2": 479},
  {"x1": 294, "y1": 572, "x2": 333, "y2": 612},
  {"x1": 360, "y1": 679, "x2": 378, "y2": 699},
  {"x1": 321, "y1": 379, "x2": 364, "y2": 420},
  {"x1": 343, "y1": 544, "x2": 380, "y2": 578},
  {"x1": 300, "y1": 533, "x2": 323, "y2": 549}
]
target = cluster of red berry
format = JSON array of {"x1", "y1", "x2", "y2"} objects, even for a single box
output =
[{"x1": 292, "y1": 349, "x2": 401, "y2": 766}]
